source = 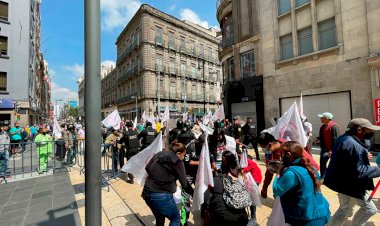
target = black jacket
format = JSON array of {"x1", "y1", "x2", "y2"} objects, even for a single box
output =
[
  {"x1": 139, "y1": 127, "x2": 157, "y2": 146},
  {"x1": 324, "y1": 132, "x2": 380, "y2": 199},
  {"x1": 144, "y1": 150, "x2": 194, "y2": 195}
]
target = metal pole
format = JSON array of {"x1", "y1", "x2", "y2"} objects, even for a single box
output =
[
  {"x1": 84, "y1": 0, "x2": 102, "y2": 226},
  {"x1": 203, "y1": 60, "x2": 205, "y2": 114},
  {"x1": 135, "y1": 96, "x2": 137, "y2": 119}
]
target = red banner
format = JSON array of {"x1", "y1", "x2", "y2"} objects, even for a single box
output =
[{"x1": 374, "y1": 98, "x2": 380, "y2": 126}]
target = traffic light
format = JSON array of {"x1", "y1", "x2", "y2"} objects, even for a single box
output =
[{"x1": 16, "y1": 114, "x2": 21, "y2": 121}]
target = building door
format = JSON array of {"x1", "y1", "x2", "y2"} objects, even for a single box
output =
[
  {"x1": 231, "y1": 101, "x2": 257, "y2": 126},
  {"x1": 280, "y1": 91, "x2": 351, "y2": 135}
]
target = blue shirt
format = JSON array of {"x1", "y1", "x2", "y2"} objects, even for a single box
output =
[
  {"x1": 273, "y1": 170, "x2": 300, "y2": 197},
  {"x1": 9, "y1": 127, "x2": 22, "y2": 140}
]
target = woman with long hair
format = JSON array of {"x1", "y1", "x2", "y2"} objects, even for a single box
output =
[
  {"x1": 273, "y1": 141, "x2": 330, "y2": 225},
  {"x1": 209, "y1": 126, "x2": 227, "y2": 171},
  {"x1": 142, "y1": 142, "x2": 193, "y2": 226},
  {"x1": 208, "y1": 150, "x2": 249, "y2": 226}
]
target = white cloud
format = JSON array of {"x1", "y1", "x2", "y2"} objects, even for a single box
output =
[
  {"x1": 179, "y1": 8, "x2": 210, "y2": 29},
  {"x1": 64, "y1": 63, "x2": 84, "y2": 79},
  {"x1": 101, "y1": 60, "x2": 116, "y2": 69},
  {"x1": 51, "y1": 82, "x2": 78, "y2": 102},
  {"x1": 48, "y1": 69, "x2": 56, "y2": 79},
  {"x1": 101, "y1": 0, "x2": 142, "y2": 31}
]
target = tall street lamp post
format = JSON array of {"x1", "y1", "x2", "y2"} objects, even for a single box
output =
[{"x1": 131, "y1": 95, "x2": 139, "y2": 119}]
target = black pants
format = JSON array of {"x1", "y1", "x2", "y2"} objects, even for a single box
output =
[{"x1": 243, "y1": 137, "x2": 259, "y2": 159}]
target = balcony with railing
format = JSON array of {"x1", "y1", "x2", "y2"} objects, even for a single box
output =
[
  {"x1": 117, "y1": 92, "x2": 139, "y2": 105},
  {"x1": 155, "y1": 35, "x2": 164, "y2": 46}
]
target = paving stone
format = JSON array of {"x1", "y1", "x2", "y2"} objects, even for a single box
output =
[
  {"x1": 53, "y1": 189, "x2": 74, "y2": 199},
  {"x1": 14, "y1": 184, "x2": 35, "y2": 192},
  {"x1": 0, "y1": 207, "x2": 28, "y2": 221},
  {"x1": 27, "y1": 201, "x2": 52, "y2": 215},
  {"x1": 24, "y1": 211, "x2": 51, "y2": 226},
  {"x1": 2, "y1": 200, "x2": 29, "y2": 214},
  {"x1": 29, "y1": 197, "x2": 52, "y2": 208},
  {"x1": 7, "y1": 192, "x2": 33, "y2": 205},
  {"x1": 31, "y1": 190, "x2": 52, "y2": 199},
  {"x1": 0, "y1": 215, "x2": 25, "y2": 226},
  {"x1": 53, "y1": 212, "x2": 82, "y2": 226}
]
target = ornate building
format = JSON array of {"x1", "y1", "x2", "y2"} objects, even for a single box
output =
[{"x1": 115, "y1": 4, "x2": 222, "y2": 120}]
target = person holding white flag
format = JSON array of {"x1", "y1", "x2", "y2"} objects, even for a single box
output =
[{"x1": 142, "y1": 142, "x2": 194, "y2": 226}]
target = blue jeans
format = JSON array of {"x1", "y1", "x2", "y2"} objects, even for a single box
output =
[
  {"x1": 0, "y1": 150, "x2": 9, "y2": 175},
  {"x1": 143, "y1": 190, "x2": 180, "y2": 226}
]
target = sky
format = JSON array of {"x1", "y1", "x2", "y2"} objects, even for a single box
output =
[{"x1": 41, "y1": 0, "x2": 219, "y2": 105}]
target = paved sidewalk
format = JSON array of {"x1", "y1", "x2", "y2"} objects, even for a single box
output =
[{"x1": 0, "y1": 171, "x2": 81, "y2": 226}]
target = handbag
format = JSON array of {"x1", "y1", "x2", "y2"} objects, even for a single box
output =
[{"x1": 222, "y1": 175, "x2": 252, "y2": 209}]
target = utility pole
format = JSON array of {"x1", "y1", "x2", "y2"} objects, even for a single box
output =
[
  {"x1": 157, "y1": 67, "x2": 160, "y2": 115},
  {"x1": 84, "y1": 0, "x2": 102, "y2": 225}
]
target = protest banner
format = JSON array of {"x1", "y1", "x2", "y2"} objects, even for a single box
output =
[
  {"x1": 121, "y1": 133, "x2": 162, "y2": 185},
  {"x1": 133, "y1": 116, "x2": 137, "y2": 130},
  {"x1": 210, "y1": 104, "x2": 225, "y2": 122},
  {"x1": 162, "y1": 106, "x2": 170, "y2": 123},
  {"x1": 191, "y1": 135, "x2": 214, "y2": 211},
  {"x1": 53, "y1": 118, "x2": 62, "y2": 138},
  {"x1": 102, "y1": 110, "x2": 121, "y2": 130}
]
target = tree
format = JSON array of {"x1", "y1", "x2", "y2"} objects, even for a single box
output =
[{"x1": 68, "y1": 107, "x2": 78, "y2": 119}]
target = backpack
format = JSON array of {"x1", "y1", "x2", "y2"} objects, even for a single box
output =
[{"x1": 222, "y1": 175, "x2": 252, "y2": 209}]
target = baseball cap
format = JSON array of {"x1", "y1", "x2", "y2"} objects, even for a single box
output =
[
  {"x1": 347, "y1": 118, "x2": 380, "y2": 130},
  {"x1": 318, "y1": 112, "x2": 333, "y2": 120}
]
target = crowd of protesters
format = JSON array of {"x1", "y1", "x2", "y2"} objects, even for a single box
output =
[{"x1": 111, "y1": 111, "x2": 380, "y2": 226}]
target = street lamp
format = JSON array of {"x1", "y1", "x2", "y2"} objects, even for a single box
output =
[{"x1": 198, "y1": 58, "x2": 206, "y2": 114}]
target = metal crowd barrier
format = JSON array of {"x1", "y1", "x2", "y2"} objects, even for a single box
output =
[{"x1": 0, "y1": 138, "x2": 130, "y2": 186}]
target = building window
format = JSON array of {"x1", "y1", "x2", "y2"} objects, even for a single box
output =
[
  {"x1": 0, "y1": 1, "x2": 8, "y2": 21},
  {"x1": 318, "y1": 18, "x2": 336, "y2": 50},
  {"x1": 208, "y1": 47, "x2": 212, "y2": 61},
  {"x1": 240, "y1": 51, "x2": 255, "y2": 78},
  {"x1": 180, "y1": 36, "x2": 186, "y2": 52},
  {"x1": 199, "y1": 43, "x2": 204, "y2": 56},
  {"x1": 296, "y1": 0, "x2": 309, "y2": 7},
  {"x1": 190, "y1": 40, "x2": 196, "y2": 54},
  {"x1": 156, "y1": 54, "x2": 162, "y2": 71},
  {"x1": 192, "y1": 83, "x2": 197, "y2": 100},
  {"x1": 278, "y1": 0, "x2": 291, "y2": 15},
  {"x1": 191, "y1": 65, "x2": 196, "y2": 78},
  {"x1": 169, "y1": 59, "x2": 175, "y2": 74},
  {"x1": 280, "y1": 34, "x2": 293, "y2": 60},
  {"x1": 227, "y1": 57, "x2": 234, "y2": 82},
  {"x1": 181, "y1": 61, "x2": 186, "y2": 76},
  {"x1": 298, "y1": 27, "x2": 313, "y2": 55},
  {"x1": 168, "y1": 31, "x2": 175, "y2": 49},
  {"x1": 222, "y1": 15, "x2": 233, "y2": 48},
  {"x1": 0, "y1": 36, "x2": 8, "y2": 55},
  {"x1": 170, "y1": 80, "x2": 176, "y2": 97},
  {"x1": 155, "y1": 26, "x2": 163, "y2": 44},
  {"x1": 0, "y1": 72, "x2": 6, "y2": 91}
]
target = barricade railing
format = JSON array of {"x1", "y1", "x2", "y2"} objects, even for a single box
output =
[{"x1": 0, "y1": 138, "x2": 132, "y2": 186}]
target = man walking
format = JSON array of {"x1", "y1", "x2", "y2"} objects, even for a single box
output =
[
  {"x1": 9, "y1": 122, "x2": 22, "y2": 156},
  {"x1": 242, "y1": 117, "x2": 260, "y2": 160},
  {"x1": 35, "y1": 127, "x2": 54, "y2": 173},
  {"x1": 122, "y1": 121, "x2": 141, "y2": 183},
  {"x1": 324, "y1": 118, "x2": 380, "y2": 225},
  {"x1": 318, "y1": 112, "x2": 339, "y2": 180},
  {"x1": 0, "y1": 122, "x2": 10, "y2": 177}
]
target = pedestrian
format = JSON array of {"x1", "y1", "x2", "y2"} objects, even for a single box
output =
[
  {"x1": 273, "y1": 141, "x2": 330, "y2": 225},
  {"x1": 105, "y1": 128, "x2": 120, "y2": 174},
  {"x1": 30, "y1": 125, "x2": 38, "y2": 140},
  {"x1": 138, "y1": 121, "x2": 157, "y2": 150},
  {"x1": 121, "y1": 121, "x2": 141, "y2": 183},
  {"x1": 65, "y1": 125, "x2": 76, "y2": 165},
  {"x1": 142, "y1": 142, "x2": 194, "y2": 226},
  {"x1": 208, "y1": 150, "x2": 250, "y2": 226},
  {"x1": 302, "y1": 117, "x2": 313, "y2": 155},
  {"x1": 242, "y1": 117, "x2": 260, "y2": 160},
  {"x1": 317, "y1": 112, "x2": 339, "y2": 180},
  {"x1": 77, "y1": 125, "x2": 85, "y2": 153},
  {"x1": 55, "y1": 124, "x2": 68, "y2": 161},
  {"x1": 209, "y1": 121, "x2": 227, "y2": 171},
  {"x1": 21, "y1": 125, "x2": 30, "y2": 153},
  {"x1": 9, "y1": 122, "x2": 22, "y2": 156},
  {"x1": 0, "y1": 122, "x2": 10, "y2": 177},
  {"x1": 35, "y1": 127, "x2": 54, "y2": 173},
  {"x1": 324, "y1": 118, "x2": 380, "y2": 225}
]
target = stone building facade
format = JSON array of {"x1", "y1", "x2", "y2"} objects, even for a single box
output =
[
  {"x1": 101, "y1": 69, "x2": 117, "y2": 119},
  {"x1": 115, "y1": 4, "x2": 222, "y2": 120},
  {"x1": 217, "y1": 0, "x2": 380, "y2": 141}
]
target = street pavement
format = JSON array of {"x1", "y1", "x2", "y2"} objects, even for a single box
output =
[{"x1": 0, "y1": 171, "x2": 81, "y2": 226}]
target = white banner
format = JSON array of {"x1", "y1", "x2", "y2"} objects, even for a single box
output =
[
  {"x1": 102, "y1": 110, "x2": 121, "y2": 130},
  {"x1": 199, "y1": 123, "x2": 236, "y2": 154},
  {"x1": 182, "y1": 112, "x2": 188, "y2": 122},
  {"x1": 210, "y1": 104, "x2": 225, "y2": 122},
  {"x1": 121, "y1": 133, "x2": 163, "y2": 185},
  {"x1": 271, "y1": 101, "x2": 308, "y2": 147},
  {"x1": 133, "y1": 116, "x2": 137, "y2": 130},
  {"x1": 191, "y1": 135, "x2": 214, "y2": 211},
  {"x1": 162, "y1": 106, "x2": 170, "y2": 123},
  {"x1": 142, "y1": 111, "x2": 147, "y2": 123},
  {"x1": 53, "y1": 118, "x2": 61, "y2": 138}
]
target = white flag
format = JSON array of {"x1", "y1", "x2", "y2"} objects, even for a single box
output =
[
  {"x1": 133, "y1": 116, "x2": 137, "y2": 130},
  {"x1": 204, "y1": 111, "x2": 212, "y2": 126},
  {"x1": 240, "y1": 148, "x2": 248, "y2": 168},
  {"x1": 211, "y1": 104, "x2": 225, "y2": 122},
  {"x1": 142, "y1": 111, "x2": 147, "y2": 123},
  {"x1": 299, "y1": 93, "x2": 306, "y2": 120},
  {"x1": 192, "y1": 135, "x2": 214, "y2": 211},
  {"x1": 271, "y1": 101, "x2": 308, "y2": 147},
  {"x1": 182, "y1": 112, "x2": 188, "y2": 122},
  {"x1": 102, "y1": 110, "x2": 121, "y2": 130},
  {"x1": 121, "y1": 133, "x2": 163, "y2": 185},
  {"x1": 53, "y1": 118, "x2": 62, "y2": 138},
  {"x1": 162, "y1": 106, "x2": 170, "y2": 123}
]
